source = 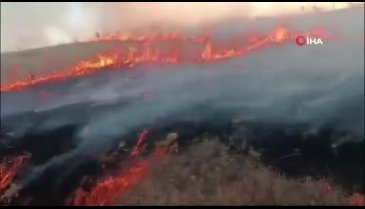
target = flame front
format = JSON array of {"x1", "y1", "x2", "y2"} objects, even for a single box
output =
[
  {"x1": 70, "y1": 160, "x2": 151, "y2": 206},
  {"x1": 350, "y1": 193, "x2": 365, "y2": 206},
  {"x1": 0, "y1": 154, "x2": 31, "y2": 195},
  {"x1": 0, "y1": 25, "x2": 333, "y2": 93},
  {"x1": 68, "y1": 130, "x2": 169, "y2": 206}
]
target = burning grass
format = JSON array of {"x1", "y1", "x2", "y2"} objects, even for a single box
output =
[
  {"x1": 118, "y1": 139, "x2": 361, "y2": 206},
  {"x1": 0, "y1": 153, "x2": 31, "y2": 205},
  {"x1": 0, "y1": 154, "x2": 31, "y2": 194},
  {"x1": 0, "y1": 25, "x2": 332, "y2": 93},
  {"x1": 0, "y1": 128, "x2": 363, "y2": 206}
]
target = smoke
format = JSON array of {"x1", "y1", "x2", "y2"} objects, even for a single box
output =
[
  {"x1": 0, "y1": 2, "x2": 98, "y2": 52},
  {"x1": 1, "y1": 2, "x2": 360, "y2": 52},
  {"x1": 0, "y1": 6, "x2": 363, "y2": 199},
  {"x1": 101, "y1": 2, "x2": 357, "y2": 30},
  {"x1": 1, "y1": 6, "x2": 364, "y2": 139}
]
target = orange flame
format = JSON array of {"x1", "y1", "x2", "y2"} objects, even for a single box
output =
[
  {"x1": 68, "y1": 130, "x2": 169, "y2": 206},
  {"x1": 0, "y1": 154, "x2": 31, "y2": 194},
  {"x1": 71, "y1": 149, "x2": 167, "y2": 206},
  {"x1": 323, "y1": 179, "x2": 365, "y2": 206},
  {"x1": 70, "y1": 160, "x2": 151, "y2": 206},
  {"x1": 350, "y1": 193, "x2": 365, "y2": 206},
  {"x1": 81, "y1": 32, "x2": 209, "y2": 44},
  {"x1": 130, "y1": 130, "x2": 150, "y2": 157},
  {"x1": 0, "y1": 25, "x2": 332, "y2": 93}
]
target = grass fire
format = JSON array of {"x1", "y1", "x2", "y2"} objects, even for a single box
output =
[{"x1": 1, "y1": 2, "x2": 364, "y2": 206}]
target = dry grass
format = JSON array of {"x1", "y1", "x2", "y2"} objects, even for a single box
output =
[
  {"x1": 0, "y1": 42, "x2": 125, "y2": 83},
  {"x1": 118, "y1": 139, "x2": 350, "y2": 206}
]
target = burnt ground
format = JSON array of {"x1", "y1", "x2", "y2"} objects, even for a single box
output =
[{"x1": 0, "y1": 119, "x2": 364, "y2": 205}]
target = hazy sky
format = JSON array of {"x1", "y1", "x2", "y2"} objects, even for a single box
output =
[
  {"x1": 1, "y1": 2, "x2": 99, "y2": 52},
  {"x1": 1, "y1": 2, "x2": 360, "y2": 52}
]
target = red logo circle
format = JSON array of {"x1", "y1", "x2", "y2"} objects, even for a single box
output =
[{"x1": 295, "y1": 36, "x2": 306, "y2": 46}]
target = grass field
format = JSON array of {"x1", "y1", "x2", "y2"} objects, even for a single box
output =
[
  {"x1": 0, "y1": 42, "x2": 123, "y2": 83},
  {"x1": 118, "y1": 139, "x2": 362, "y2": 206}
]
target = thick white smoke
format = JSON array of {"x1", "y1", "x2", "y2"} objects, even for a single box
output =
[
  {"x1": 1, "y1": 2, "x2": 360, "y2": 52},
  {"x1": 2, "y1": 6, "x2": 364, "y2": 140}
]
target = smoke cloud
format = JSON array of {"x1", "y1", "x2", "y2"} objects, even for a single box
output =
[{"x1": 1, "y1": 2, "x2": 359, "y2": 52}]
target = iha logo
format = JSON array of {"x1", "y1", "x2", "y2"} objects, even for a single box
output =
[{"x1": 295, "y1": 36, "x2": 323, "y2": 46}]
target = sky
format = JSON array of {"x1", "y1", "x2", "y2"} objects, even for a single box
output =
[{"x1": 0, "y1": 2, "x2": 361, "y2": 52}]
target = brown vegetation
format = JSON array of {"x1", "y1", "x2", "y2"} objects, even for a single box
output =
[{"x1": 117, "y1": 139, "x2": 354, "y2": 206}]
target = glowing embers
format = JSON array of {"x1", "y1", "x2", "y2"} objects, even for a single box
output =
[
  {"x1": 350, "y1": 193, "x2": 365, "y2": 206},
  {"x1": 0, "y1": 153, "x2": 31, "y2": 204},
  {"x1": 0, "y1": 154, "x2": 30, "y2": 193}
]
